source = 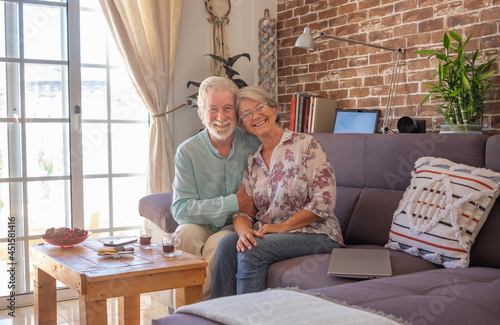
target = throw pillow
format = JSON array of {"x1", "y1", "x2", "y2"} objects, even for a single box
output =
[{"x1": 385, "y1": 157, "x2": 500, "y2": 268}]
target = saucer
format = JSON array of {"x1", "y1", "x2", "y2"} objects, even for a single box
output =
[
  {"x1": 134, "y1": 242, "x2": 157, "y2": 249},
  {"x1": 162, "y1": 250, "x2": 182, "y2": 257}
]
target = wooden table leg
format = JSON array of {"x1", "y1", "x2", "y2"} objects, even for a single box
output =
[
  {"x1": 118, "y1": 294, "x2": 141, "y2": 324},
  {"x1": 79, "y1": 296, "x2": 108, "y2": 324},
  {"x1": 34, "y1": 266, "x2": 57, "y2": 325},
  {"x1": 176, "y1": 285, "x2": 203, "y2": 307}
]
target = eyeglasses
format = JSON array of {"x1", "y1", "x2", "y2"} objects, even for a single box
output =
[{"x1": 240, "y1": 104, "x2": 268, "y2": 121}]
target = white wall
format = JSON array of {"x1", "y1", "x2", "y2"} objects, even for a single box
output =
[{"x1": 168, "y1": 0, "x2": 277, "y2": 149}]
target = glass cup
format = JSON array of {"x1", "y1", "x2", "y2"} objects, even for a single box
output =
[
  {"x1": 162, "y1": 233, "x2": 181, "y2": 257},
  {"x1": 139, "y1": 228, "x2": 152, "y2": 246}
]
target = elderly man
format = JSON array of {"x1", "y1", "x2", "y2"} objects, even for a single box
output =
[{"x1": 171, "y1": 76, "x2": 260, "y2": 300}]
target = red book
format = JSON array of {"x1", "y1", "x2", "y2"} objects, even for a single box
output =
[{"x1": 289, "y1": 97, "x2": 297, "y2": 131}]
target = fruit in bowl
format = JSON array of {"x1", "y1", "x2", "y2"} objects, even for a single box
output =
[{"x1": 41, "y1": 227, "x2": 90, "y2": 247}]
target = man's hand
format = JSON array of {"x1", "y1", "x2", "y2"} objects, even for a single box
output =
[{"x1": 236, "y1": 185, "x2": 257, "y2": 217}]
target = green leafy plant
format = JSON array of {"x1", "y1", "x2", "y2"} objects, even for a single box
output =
[
  {"x1": 187, "y1": 53, "x2": 251, "y2": 102},
  {"x1": 415, "y1": 31, "x2": 496, "y2": 125}
]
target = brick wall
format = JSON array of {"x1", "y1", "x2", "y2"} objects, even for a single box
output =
[{"x1": 277, "y1": 0, "x2": 500, "y2": 134}]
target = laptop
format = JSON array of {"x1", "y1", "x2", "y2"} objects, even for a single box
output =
[
  {"x1": 332, "y1": 109, "x2": 381, "y2": 134},
  {"x1": 327, "y1": 248, "x2": 392, "y2": 279}
]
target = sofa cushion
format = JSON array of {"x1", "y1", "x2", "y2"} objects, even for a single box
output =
[
  {"x1": 266, "y1": 245, "x2": 439, "y2": 290},
  {"x1": 345, "y1": 188, "x2": 403, "y2": 245},
  {"x1": 386, "y1": 157, "x2": 500, "y2": 268},
  {"x1": 309, "y1": 267, "x2": 500, "y2": 325},
  {"x1": 485, "y1": 134, "x2": 500, "y2": 172},
  {"x1": 138, "y1": 192, "x2": 178, "y2": 233}
]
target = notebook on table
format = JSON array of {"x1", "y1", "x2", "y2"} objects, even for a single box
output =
[{"x1": 327, "y1": 248, "x2": 392, "y2": 279}]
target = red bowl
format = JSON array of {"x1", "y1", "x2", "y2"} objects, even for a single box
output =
[{"x1": 41, "y1": 233, "x2": 91, "y2": 247}]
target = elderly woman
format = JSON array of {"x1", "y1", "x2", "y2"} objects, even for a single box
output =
[{"x1": 210, "y1": 86, "x2": 344, "y2": 298}]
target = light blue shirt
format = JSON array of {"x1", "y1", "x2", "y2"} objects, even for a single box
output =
[{"x1": 171, "y1": 127, "x2": 261, "y2": 231}]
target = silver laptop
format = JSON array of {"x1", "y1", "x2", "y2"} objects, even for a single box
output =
[{"x1": 327, "y1": 248, "x2": 392, "y2": 279}]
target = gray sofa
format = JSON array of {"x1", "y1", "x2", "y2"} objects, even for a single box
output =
[{"x1": 140, "y1": 133, "x2": 500, "y2": 324}]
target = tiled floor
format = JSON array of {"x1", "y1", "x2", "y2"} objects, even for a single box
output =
[{"x1": 0, "y1": 292, "x2": 170, "y2": 324}]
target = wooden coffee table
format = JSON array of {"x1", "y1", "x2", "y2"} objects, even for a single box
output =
[{"x1": 31, "y1": 237, "x2": 207, "y2": 324}]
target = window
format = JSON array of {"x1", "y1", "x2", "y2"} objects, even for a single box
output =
[{"x1": 0, "y1": 0, "x2": 148, "y2": 305}]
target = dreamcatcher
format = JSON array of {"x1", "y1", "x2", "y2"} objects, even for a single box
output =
[{"x1": 205, "y1": 0, "x2": 231, "y2": 76}]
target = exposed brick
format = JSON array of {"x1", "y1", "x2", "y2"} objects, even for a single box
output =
[
  {"x1": 435, "y1": 1, "x2": 463, "y2": 17},
  {"x1": 395, "y1": 0, "x2": 418, "y2": 12},
  {"x1": 329, "y1": 88, "x2": 349, "y2": 99},
  {"x1": 419, "y1": 18, "x2": 444, "y2": 33},
  {"x1": 339, "y1": 68, "x2": 361, "y2": 78},
  {"x1": 369, "y1": 5, "x2": 394, "y2": 18},
  {"x1": 319, "y1": 8, "x2": 338, "y2": 20},
  {"x1": 403, "y1": 8, "x2": 433, "y2": 23},
  {"x1": 309, "y1": 62, "x2": 329, "y2": 72},
  {"x1": 370, "y1": 52, "x2": 393, "y2": 64},
  {"x1": 407, "y1": 34, "x2": 432, "y2": 48},
  {"x1": 329, "y1": 58, "x2": 349, "y2": 69},
  {"x1": 339, "y1": 3, "x2": 357, "y2": 15},
  {"x1": 341, "y1": 77, "x2": 363, "y2": 88},
  {"x1": 311, "y1": 1, "x2": 328, "y2": 11},
  {"x1": 465, "y1": 23, "x2": 498, "y2": 38},
  {"x1": 418, "y1": 0, "x2": 441, "y2": 7},
  {"x1": 481, "y1": 7, "x2": 500, "y2": 21},
  {"x1": 349, "y1": 87, "x2": 371, "y2": 97},
  {"x1": 338, "y1": 98, "x2": 356, "y2": 107},
  {"x1": 328, "y1": 15, "x2": 348, "y2": 27},
  {"x1": 381, "y1": 15, "x2": 402, "y2": 27},
  {"x1": 407, "y1": 58, "x2": 430, "y2": 71},
  {"x1": 293, "y1": 5, "x2": 310, "y2": 16},
  {"x1": 305, "y1": 82, "x2": 321, "y2": 92},
  {"x1": 359, "y1": 18, "x2": 382, "y2": 32},
  {"x1": 328, "y1": 0, "x2": 349, "y2": 6},
  {"x1": 336, "y1": 23, "x2": 360, "y2": 36},
  {"x1": 481, "y1": 36, "x2": 500, "y2": 49},
  {"x1": 300, "y1": 12, "x2": 319, "y2": 24},
  {"x1": 349, "y1": 57, "x2": 369, "y2": 67},
  {"x1": 359, "y1": 0, "x2": 381, "y2": 10},
  {"x1": 465, "y1": 0, "x2": 494, "y2": 11},
  {"x1": 368, "y1": 30, "x2": 393, "y2": 43},
  {"x1": 358, "y1": 65, "x2": 379, "y2": 76},
  {"x1": 349, "y1": 11, "x2": 368, "y2": 23},
  {"x1": 364, "y1": 75, "x2": 384, "y2": 86},
  {"x1": 394, "y1": 23, "x2": 418, "y2": 37},
  {"x1": 284, "y1": 17, "x2": 300, "y2": 28},
  {"x1": 321, "y1": 79, "x2": 340, "y2": 90},
  {"x1": 447, "y1": 14, "x2": 479, "y2": 28},
  {"x1": 358, "y1": 97, "x2": 381, "y2": 107},
  {"x1": 277, "y1": 0, "x2": 500, "y2": 133},
  {"x1": 319, "y1": 50, "x2": 340, "y2": 61}
]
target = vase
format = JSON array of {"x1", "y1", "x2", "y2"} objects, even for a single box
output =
[{"x1": 439, "y1": 124, "x2": 483, "y2": 134}]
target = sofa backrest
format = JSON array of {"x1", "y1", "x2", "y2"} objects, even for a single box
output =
[{"x1": 312, "y1": 133, "x2": 500, "y2": 269}]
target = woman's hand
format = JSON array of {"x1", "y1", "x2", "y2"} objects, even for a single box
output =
[
  {"x1": 257, "y1": 223, "x2": 290, "y2": 235},
  {"x1": 258, "y1": 210, "x2": 321, "y2": 235},
  {"x1": 236, "y1": 228, "x2": 264, "y2": 252}
]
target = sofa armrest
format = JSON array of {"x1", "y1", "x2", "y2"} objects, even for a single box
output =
[{"x1": 138, "y1": 192, "x2": 179, "y2": 233}]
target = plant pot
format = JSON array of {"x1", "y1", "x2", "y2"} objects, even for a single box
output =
[{"x1": 439, "y1": 124, "x2": 483, "y2": 134}]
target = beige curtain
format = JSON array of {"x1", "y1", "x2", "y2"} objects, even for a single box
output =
[{"x1": 99, "y1": 0, "x2": 183, "y2": 194}]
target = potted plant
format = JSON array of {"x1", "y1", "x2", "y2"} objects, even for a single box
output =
[
  {"x1": 415, "y1": 30, "x2": 496, "y2": 133},
  {"x1": 187, "y1": 53, "x2": 251, "y2": 103}
]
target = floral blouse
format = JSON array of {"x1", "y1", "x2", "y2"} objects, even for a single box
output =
[{"x1": 237, "y1": 129, "x2": 344, "y2": 246}]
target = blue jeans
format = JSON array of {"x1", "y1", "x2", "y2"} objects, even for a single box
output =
[{"x1": 210, "y1": 232, "x2": 341, "y2": 298}]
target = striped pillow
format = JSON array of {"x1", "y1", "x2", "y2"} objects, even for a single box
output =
[{"x1": 385, "y1": 157, "x2": 500, "y2": 268}]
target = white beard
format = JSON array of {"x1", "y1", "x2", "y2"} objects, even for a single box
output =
[{"x1": 207, "y1": 119, "x2": 236, "y2": 141}]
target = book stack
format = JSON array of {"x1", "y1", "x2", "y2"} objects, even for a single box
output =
[{"x1": 289, "y1": 94, "x2": 338, "y2": 133}]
